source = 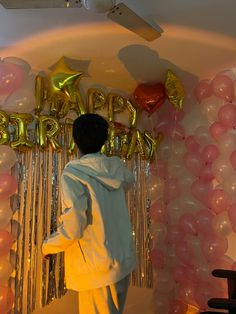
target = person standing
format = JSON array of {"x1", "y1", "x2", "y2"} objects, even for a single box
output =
[{"x1": 42, "y1": 113, "x2": 136, "y2": 313}]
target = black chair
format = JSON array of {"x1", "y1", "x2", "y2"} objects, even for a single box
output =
[{"x1": 200, "y1": 269, "x2": 236, "y2": 314}]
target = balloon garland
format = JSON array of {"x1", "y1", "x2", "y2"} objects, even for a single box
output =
[
  {"x1": 0, "y1": 56, "x2": 185, "y2": 313},
  {"x1": 148, "y1": 69, "x2": 236, "y2": 313}
]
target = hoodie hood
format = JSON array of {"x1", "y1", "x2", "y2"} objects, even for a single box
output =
[{"x1": 65, "y1": 153, "x2": 132, "y2": 190}]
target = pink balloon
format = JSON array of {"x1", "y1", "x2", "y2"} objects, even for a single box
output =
[
  {"x1": 208, "y1": 189, "x2": 231, "y2": 214},
  {"x1": 228, "y1": 203, "x2": 236, "y2": 233},
  {"x1": 151, "y1": 222, "x2": 167, "y2": 244},
  {"x1": 183, "y1": 152, "x2": 203, "y2": 177},
  {"x1": 219, "y1": 69, "x2": 236, "y2": 81},
  {"x1": 3, "y1": 57, "x2": 31, "y2": 74},
  {"x1": 193, "y1": 262, "x2": 211, "y2": 281},
  {"x1": 172, "y1": 265, "x2": 195, "y2": 283},
  {"x1": 168, "y1": 299, "x2": 188, "y2": 314},
  {"x1": 175, "y1": 240, "x2": 194, "y2": 265},
  {"x1": 201, "y1": 234, "x2": 228, "y2": 262},
  {"x1": 2, "y1": 88, "x2": 35, "y2": 113},
  {"x1": 218, "y1": 103, "x2": 236, "y2": 128},
  {"x1": 172, "y1": 265, "x2": 187, "y2": 283},
  {"x1": 195, "y1": 209, "x2": 215, "y2": 235},
  {"x1": 0, "y1": 145, "x2": 17, "y2": 173},
  {"x1": 168, "y1": 107, "x2": 185, "y2": 122},
  {"x1": 194, "y1": 281, "x2": 217, "y2": 310},
  {"x1": 179, "y1": 280, "x2": 197, "y2": 305},
  {"x1": 165, "y1": 123, "x2": 185, "y2": 141},
  {"x1": 201, "y1": 144, "x2": 219, "y2": 164},
  {"x1": 150, "y1": 159, "x2": 167, "y2": 179},
  {"x1": 223, "y1": 174, "x2": 236, "y2": 198},
  {"x1": 150, "y1": 248, "x2": 165, "y2": 269},
  {"x1": 199, "y1": 164, "x2": 214, "y2": 182},
  {"x1": 191, "y1": 180, "x2": 212, "y2": 206},
  {"x1": 210, "y1": 255, "x2": 234, "y2": 272},
  {"x1": 150, "y1": 200, "x2": 169, "y2": 224},
  {"x1": 194, "y1": 80, "x2": 213, "y2": 103},
  {"x1": 164, "y1": 178, "x2": 181, "y2": 203},
  {"x1": 154, "y1": 268, "x2": 175, "y2": 293},
  {"x1": 230, "y1": 150, "x2": 236, "y2": 170},
  {"x1": 165, "y1": 245, "x2": 177, "y2": 267},
  {"x1": 178, "y1": 213, "x2": 197, "y2": 235},
  {"x1": 185, "y1": 136, "x2": 200, "y2": 153},
  {"x1": 0, "y1": 286, "x2": 14, "y2": 313},
  {"x1": 211, "y1": 74, "x2": 234, "y2": 102},
  {"x1": 165, "y1": 224, "x2": 183, "y2": 245},
  {"x1": 166, "y1": 199, "x2": 185, "y2": 223},
  {"x1": 0, "y1": 257, "x2": 13, "y2": 281},
  {"x1": 154, "y1": 120, "x2": 171, "y2": 134},
  {"x1": 0, "y1": 61, "x2": 24, "y2": 95},
  {"x1": 0, "y1": 200, "x2": 12, "y2": 229},
  {"x1": 0, "y1": 173, "x2": 18, "y2": 201},
  {"x1": 209, "y1": 121, "x2": 228, "y2": 140},
  {"x1": 152, "y1": 292, "x2": 169, "y2": 313},
  {"x1": 0, "y1": 230, "x2": 13, "y2": 256},
  {"x1": 232, "y1": 261, "x2": 236, "y2": 271},
  {"x1": 218, "y1": 132, "x2": 236, "y2": 156},
  {"x1": 212, "y1": 211, "x2": 232, "y2": 237}
]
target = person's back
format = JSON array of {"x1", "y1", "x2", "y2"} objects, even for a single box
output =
[{"x1": 42, "y1": 113, "x2": 136, "y2": 314}]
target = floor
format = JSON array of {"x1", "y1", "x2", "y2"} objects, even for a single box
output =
[{"x1": 32, "y1": 287, "x2": 199, "y2": 314}]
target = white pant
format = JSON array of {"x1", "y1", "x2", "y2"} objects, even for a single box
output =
[{"x1": 78, "y1": 275, "x2": 130, "y2": 314}]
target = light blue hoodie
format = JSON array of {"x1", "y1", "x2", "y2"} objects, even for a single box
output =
[{"x1": 42, "y1": 153, "x2": 136, "y2": 291}]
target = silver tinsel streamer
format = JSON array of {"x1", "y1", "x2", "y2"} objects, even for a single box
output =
[
  {"x1": 9, "y1": 128, "x2": 153, "y2": 313},
  {"x1": 126, "y1": 155, "x2": 153, "y2": 288}
]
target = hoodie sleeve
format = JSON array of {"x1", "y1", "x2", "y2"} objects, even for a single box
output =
[{"x1": 42, "y1": 170, "x2": 88, "y2": 255}]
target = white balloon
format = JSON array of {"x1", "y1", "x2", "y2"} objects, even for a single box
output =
[
  {"x1": 82, "y1": 0, "x2": 116, "y2": 13},
  {"x1": 200, "y1": 95, "x2": 224, "y2": 123},
  {"x1": 181, "y1": 105, "x2": 207, "y2": 134},
  {"x1": 218, "y1": 69, "x2": 236, "y2": 81},
  {"x1": 168, "y1": 157, "x2": 184, "y2": 177},
  {"x1": 159, "y1": 139, "x2": 172, "y2": 160},
  {"x1": 218, "y1": 133, "x2": 236, "y2": 154},
  {"x1": 194, "y1": 125, "x2": 213, "y2": 146},
  {"x1": 172, "y1": 141, "x2": 186, "y2": 159},
  {"x1": 150, "y1": 222, "x2": 167, "y2": 244}
]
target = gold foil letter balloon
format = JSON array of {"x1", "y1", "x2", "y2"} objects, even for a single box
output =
[
  {"x1": 165, "y1": 69, "x2": 185, "y2": 110},
  {"x1": 38, "y1": 115, "x2": 62, "y2": 152},
  {"x1": 0, "y1": 111, "x2": 10, "y2": 145},
  {"x1": 10, "y1": 113, "x2": 34, "y2": 150},
  {"x1": 88, "y1": 88, "x2": 106, "y2": 113}
]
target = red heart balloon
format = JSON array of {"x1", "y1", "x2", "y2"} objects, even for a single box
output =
[{"x1": 133, "y1": 83, "x2": 166, "y2": 114}]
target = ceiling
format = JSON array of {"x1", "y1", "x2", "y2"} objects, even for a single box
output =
[{"x1": 0, "y1": 0, "x2": 235, "y2": 94}]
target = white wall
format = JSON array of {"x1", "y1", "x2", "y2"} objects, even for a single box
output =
[{"x1": 0, "y1": 0, "x2": 236, "y2": 93}]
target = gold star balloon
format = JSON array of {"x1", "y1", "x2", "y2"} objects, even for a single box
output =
[{"x1": 48, "y1": 57, "x2": 83, "y2": 97}]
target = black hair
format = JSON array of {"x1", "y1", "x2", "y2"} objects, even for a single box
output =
[{"x1": 72, "y1": 113, "x2": 109, "y2": 155}]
